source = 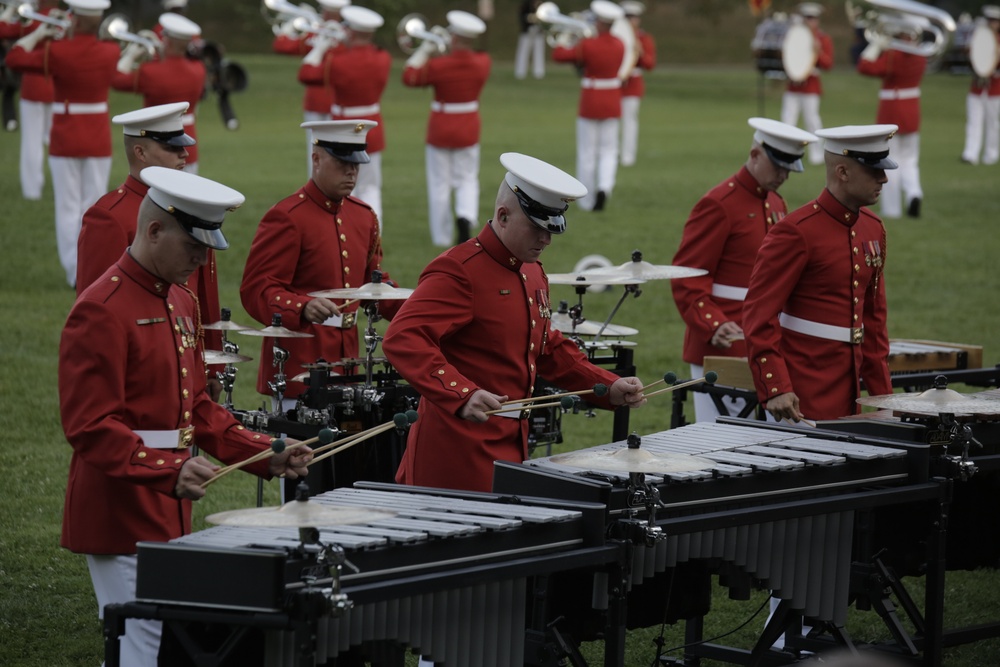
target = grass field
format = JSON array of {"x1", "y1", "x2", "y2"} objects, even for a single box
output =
[{"x1": 1, "y1": 53, "x2": 999, "y2": 666}]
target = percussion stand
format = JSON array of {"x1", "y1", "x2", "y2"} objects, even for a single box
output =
[
  {"x1": 217, "y1": 335, "x2": 240, "y2": 410},
  {"x1": 360, "y1": 301, "x2": 386, "y2": 411},
  {"x1": 267, "y1": 343, "x2": 290, "y2": 416}
]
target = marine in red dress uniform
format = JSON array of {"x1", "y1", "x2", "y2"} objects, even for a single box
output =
[
  {"x1": 383, "y1": 153, "x2": 646, "y2": 493},
  {"x1": 59, "y1": 167, "x2": 310, "y2": 666},
  {"x1": 619, "y1": 1, "x2": 656, "y2": 167},
  {"x1": 112, "y1": 13, "x2": 206, "y2": 172},
  {"x1": 742, "y1": 125, "x2": 897, "y2": 422},
  {"x1": 857, "y1": 19, "x2": 928, "y2": 218},
  {"x1": 402, "y1": 10, "x2": 491, "y2": 247},
  {"x1": 552, "y1": 0, "x2": 626, "y2": 211},
  {"x1": 671, "y1": 118, "x2": 817, "y2": 422},
  {"x1": 4, "y1": 0, "x2": 120, "y2": 287},
  {"x1": 962, "y1": 8, "x2": 1000, "y2": 165},
  {"x1": 780, "y1": 2, "x2": 834, "y2": 166}
]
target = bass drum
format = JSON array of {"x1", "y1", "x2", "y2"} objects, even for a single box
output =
[
  {"x1": 969, "y1": 22, "x2": 999, "y2": 78},
  {"x1": 751, "y1": 16, "x2": 788, "y2": 74},
  {"x1": 781, "y1": 22, "x2": 816, "y2": 83}
]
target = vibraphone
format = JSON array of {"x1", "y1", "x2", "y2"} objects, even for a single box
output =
[
  {"x1": 493, "y1": 421, "x2": 951, "y2": 665},
  {"x1": 106, "y1": 485, "x2": 620, "y2": 667}
]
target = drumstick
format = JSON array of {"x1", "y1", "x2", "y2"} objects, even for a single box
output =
[
  {"x1": 639, "y1": 372, "x2": 677, "y2": 393},
  {"x1": 499, "y1": 383, "x2": 608, "y2": 408},
  {"x1": 643, "y1": 371, "x2": 718, "y2": 399},
  {"x1": 309, "y1": 411, "x2": 418, "y2": 466},
  {"x1": 200, "y1": 427, "x2": 339, "y2": 488},
  {"x1": 782, "y1": 417, "x2": 817, "y2": 428},
  {"x1": 485, "y1": 396, "x2": 576, "y2": 416}
]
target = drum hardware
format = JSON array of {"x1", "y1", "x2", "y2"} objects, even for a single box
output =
[
  {"x1": 751, "y1": 12, "x2": 791, "y2": 76},
  {"x1": 205, "y1": 308, "x2": 257, "y2": 408},
  {"x1": 237, "y1": 313, "x2": 314, "y2": 414}
]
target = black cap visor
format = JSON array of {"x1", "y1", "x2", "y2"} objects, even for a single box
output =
[
  {"x1": 153, "y1": 199, "x2": 230, "y2": 250},
  {"x1": 509, "y1": 183, "x2": 568, "y2": 234},
  {"x1": 845, "y1": 148, "x2": 898, "y2": 170},
  {"x1": 138, "y1": 129, "x2": 197, "y2": 148},
  {"x1": 762, "y1": 142, "x2": 805, "y2": 173},
  {"x1": 318, "y1": 140, "x2": 371, "y2": 164}
]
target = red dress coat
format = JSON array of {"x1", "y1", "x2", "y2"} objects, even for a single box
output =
[
  {"x1": 59, "y1": 253, "x2": 275, "y2": 555},
  {"x1": 786, "y1": 28, "x2": 833, "y2": 95},
  {"x1": 382, "y1": 226, "x2": 621, "y2": 493},
  {"x1": 672, "y1": 167, "x2": 787, "y2": 365},
  {"x1": 112, "y1": 54, "x2": 206, "y2": 164},
  {"x1": 402, "y1": 48, "x2": 492, "y2": 149},
  {"x1": 240, "y1": 180, "x2": 386, "y2": 398},
  {"x1": 621, "y1": 29, "x2": 656, "y2": 98},
  {"x1": 4, "y1": 33, "x2": 119, "y2": 157},
  {"x1": 0, "y1": 15, "x2": 54, "y2": 103},
  {"x1": 276, "y1": 34, "x2": 335, "y2": 114},
  {"x1": 742, "y1": 189, "x2": 892, "y2": 420},
  {"x1": 552, "y1": 32, "x2": 625, "y2": 120},
  {"x1": 857, "y1": 49, "x2": 926, "y2": 134},
  {"x1": 76, "y1": 175, "x2": 223, "y2": 352},
  {"x1": 301, "y1": 43, "x2": 391, "y2": 153}
]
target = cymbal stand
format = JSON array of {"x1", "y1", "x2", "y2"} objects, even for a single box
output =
[
  {"x1": 360, "y1": 301, "x2": 385, "y2": 411},
  {"x1": 218, "y1": 336, "x2": 240, "y2": 410},
  {"x1": 593, "y1": 283, "x2": 642, "y2": 343},
  {"x1": 267, "y1": 343, "x2": 289, "y2": 415}
]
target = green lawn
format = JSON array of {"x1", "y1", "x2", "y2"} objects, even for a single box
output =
[{"x1": 0, "y1": 55, "x2": 997, "y2": 665}]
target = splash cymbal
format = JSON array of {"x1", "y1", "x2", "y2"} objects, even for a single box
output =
[
  {"x1": 586, "y1": 259, "x2": 707, "y2": 282},
  {"x1": 309, "y1": 283, "x2": 414, "y2": 300},
  {"x1": 203, "y1": 319, "x2": 255, "y2": 332},
  {"x1": 857, "y1": 386, "x2": 1000, "y2": 416},
  {"x1": 203, "y1": 349, "x2": 254, "y2": 364},
  {"x1": 206, "y1": 499, "x2": 395, "y2": 528},
  {"x1": 550, "y1": 312, "x2": 638, "y2": 336},
  {"x1": 237, "y1": 325, "x2": 315, "y2": 338},
  {"x1": 549, "y1": 447, "x2": 713, "y2": 474},
  {"x1": 547, "y1": 272, "x2": 648, "y2": 286}
]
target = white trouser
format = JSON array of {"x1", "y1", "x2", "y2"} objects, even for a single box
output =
[
  {"x1": 620, "y1": 95, "x2": 641, "y2": 167},
  {"x1": 781, "y1": 92, "x2": 824, "y2": 165},
  {"x1": 963, "y1": 92, "x2": 1000, "y2": 165},
  {"x1": 303, "y1": 110, "x2": 328, "y2": 176},
  {"x1": 352, "y1": 151, "x2": 383, "y2": 231},
  {"x1": 49, "y1": 154, "x2": 112, "y2": 287},
  {"x1": 425, "y1": 144, "x2": 480, "y2": 247},
  {"x1": 514, "y1": 27, "x2": 545, "y2": 80},
  {"x1": 575, "y1": 117, "x2": 619, "y2": 211},
  {"x1": 881, "y1": 132, "x2": 921, "y2": 219},
  {"x1": 86, "y1": 554, "x2": 161, "y2": 667},
  {"x1": 19, "y1": 99, "x2": 52, "y2": 200}
]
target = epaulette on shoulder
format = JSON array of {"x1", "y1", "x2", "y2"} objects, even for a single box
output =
[
  {"x1": 273, "y1": 190, "x2": 311, "y2": 214},
  {"x1": 345, "y1": 194, "x2": 374, "y2": 212},
  {"x1": 84, "y1": 271, "x2": 125, "y2": 304},
  {"x1": 448, "y1": 239, "x2": 485, "y2": 265}
]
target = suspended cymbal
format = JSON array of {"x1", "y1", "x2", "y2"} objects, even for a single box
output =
[
  {"x1": 308, "y1": 283, "x2": 414, "y2": 300},
  {"x1": 203, "y1": 349, "x2": 254, "y2": 365},
  {"x1": 203, "y1": 319, "x2": 255, "y2": 332},
  {"x1": 549, "y1": 447, "x2": 713, "y2": 474},
  {"x1": 547, "y1": 272, "x2": 648, "y2": 286},
  {"x1": 586, "y1": 259, "x2": 707, "y2": 282},
  {"x1": 581, "y1": 340, "x2": 638, "y2": 350},
  {"x1": 207, "y1": 499, "x2": 395, "y2": 528},
  {"x1": 237, "y1": 325, "x2": 315, "y2": 339},
  {"x1": 550, "y1": 312, "x2": 638, "y2": 336},
  {"x1": 857, "y1": 386, "x2": 1000, "y2": 416}
]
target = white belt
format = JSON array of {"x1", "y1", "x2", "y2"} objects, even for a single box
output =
[
  {"x1": 581, "y1": 77, "x2": 621, "y2": 90},
  {"x1": 135, "y1": 426, "x2": 194, "y2": 450},
  {"x1": 430, "y1": 100, "x2": 479, "y2": 114},
  {"x1": 711, "y1": 283, "x2": 748, "y2": 301},
  {"x1": 181, "y1": 113, "x2": 195, "y2": 125},
  {"x1": 493, "y1": 401, "x2": 529, "y2": 420},
  {"x1": 878, "y1": 87, "x2": 920, "y2": 100},
  {"x1": 320, "y1": 312, "x2": 357, "y2": 329},
  {"x1": 52, "y1": 101, "x2": 108, "y2": 115},
  {"x1": 779, "y1": 312, "x2": 864, "y2": 345},
  {"x1": 332, "y1": 103, "x2": 380, "y2": 117}
]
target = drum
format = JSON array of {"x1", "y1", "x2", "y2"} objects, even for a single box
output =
[
  {"x1": 751, "y1": 16, "x2": 788, "y2": 74},
  {"x1": 969, "y1": 23, "x2": 999, "y2": 78},
  {"x1": 781, "y1": 22, "x2": 816, "y2": 83}
]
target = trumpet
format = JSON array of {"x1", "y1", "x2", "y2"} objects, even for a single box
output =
[
  {"x1": 100, "y1": 14, "x2": 161, "y2": 60},
  {"x1": 290, "y1": 15, "x2": 345, "y2": 44},
  {"x1": 261, "y1": 0, "x2": 319, "y2": 37},
  {"x1": 847, "y1": 0, "x2": 956, "y2": 57},
  {"x1": 534, "y1": 1, "x2": 594, "y2": 48},
  {"x1": 16, "y1": 2, "x2": 70, "y2": 35},
  {"x1": 395, "y1": 13, "x2": 449, "y2": 55}
]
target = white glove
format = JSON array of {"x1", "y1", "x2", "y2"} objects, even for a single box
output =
[
  {"x1": 14, "y1": 22, "x2": 56, "y2": 51},
  {"x1": 302, "y1": 34, "x2": 331, "y2": 66},
  {"x1": 117, "y1": 42, "x2": 146, "y2": 74},
  {"x1": 405, "y1": 38, "x2": 437, "y2": 69},
  {"x1": 860, "y1": 34, "x2": 890, "y2": 62},
  {"x1": 274, "y1": 19, "x2": 298, "y2": 38},
  {"x1": 0, "y1": 1, "x2": 19, "y2": 24}
]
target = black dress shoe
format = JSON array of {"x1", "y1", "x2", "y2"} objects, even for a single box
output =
[
  {"x1": 594, "y1": 190, "x2": 606, "y2": 211},
  {"x1": 455, "y1": 217, "x2": 471, "y2": 243},
  {"x1": 906, "y1": 197, "x2": 921, "y2": 218}
]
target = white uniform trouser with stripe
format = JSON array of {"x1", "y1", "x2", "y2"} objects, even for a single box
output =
[
  {"x1": 48, "y1": 154, "x2": 112, "y2": 287},
  {"x1": 575, "y1": 117, "x2": 619, "y2": 211},
  {"x1": 963, "y1": 92, "x2": 1000, "y2": 165},
  {"x1": 881, "y1": 132, "x2": 921, "y2": 219},
  {"x1": 353, "y1": 151, "x2": 383, "y2": 232},
  {"x1": 19, "y1": 99, "x2": 52, "y2": 200},
  {"x1": 620, "y1": 95, "x2": 641, "y2": 167},
  {"x1": 514, "y1": 27, "x2": 545, "y2": 80},
  {"x1": 781, "y1": 92, "x2": 824, "y2": 165},
  {"x1": 425, "y1": 144, "x2": 480, "y2": 247},
  {"x1": 87, "y1": 554, "x2": 161, "y2": 667}
]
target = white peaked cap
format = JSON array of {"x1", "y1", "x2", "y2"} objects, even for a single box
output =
[
  {"x1": 620, "y1": 1, "x2": 645, "y2": 17},
  {"x1": 340, "y1": 5, "x2": 383, "y2": 31},
  {"x1": 141, "y1": 166, "x2": 245, "y2": 250},
  {"x1": 159, "y1": 12, "x2": 200, "y2": 40},
  {"x1": 317, "y1": 0, "x2": 350, "y2": 9},
  {"x1": 65, "y1": 0, "x2": 110, "y2": 16},
  {"x1": 113, "y1": 102, "x2": 195, "y2": 146},
  {"x1": 591, "y1": 0, "x2": 625, "y2": 22},
  {"x1": 447, "y1": 10, "x2": 486, "y2": 38},
  {"x1": 501, "y1": 152, "x2": 587, "y2": 234},
  {"x1": 748, "y1": 117, "x2": 818, "y2": 173},
  {"x1": 984, "y1": 5, "x2": 1000, "y2": 20},
  {"x1": 797, "y1": 2, "x2": 823, "y2": 17},
  {"x1": 815, "y1": 124, "x2": 900, "y2": 170},
  {"x1": 162, "y1": 0, "x2": 187, "y2": 10},
  {"x1": 303, "y1": 119, "x2": 378, "y2": 163}
]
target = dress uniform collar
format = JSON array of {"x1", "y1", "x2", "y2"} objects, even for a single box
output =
[
  {"x1": 119, "y1": 250, "x2": 173, "y2": 298},
  {"x1": 126, "y1": 174, "x2": 150, "y2": 196},
  {"x1": 480, "y1": 222, "x2": 523, "y2": 272},
  {"x1": 817, "y1": 188, "x2": 859, "y2": 228},
  {"x1": 735, "y1": 166, "x2": 769, "y2": 200},
  {"x1": 302, "y1": 179, "x2": 343, "y2": 213}
]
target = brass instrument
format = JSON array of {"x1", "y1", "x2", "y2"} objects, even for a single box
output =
[
  {"x1": 847, "y1": 0, "x2": 956, "y2": 57},
  {"x1": 290, "y1": 15, "x2": 346, "y2": 44},
  {"x1": 16, "y1": 2, "x2": 70, "y2": 36},
  {"x1": 261, "y1": 0, "x2": 319, "y2": 38},
  {"x1": 395, "y1": 13, "x2": 448, "y2": 56},
  {"x1": 100, "y1": 14, "x2": 161, "y2": 60},
  {"x1": 534, "y1": 1, "x2": 594, "y2": 48}
]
